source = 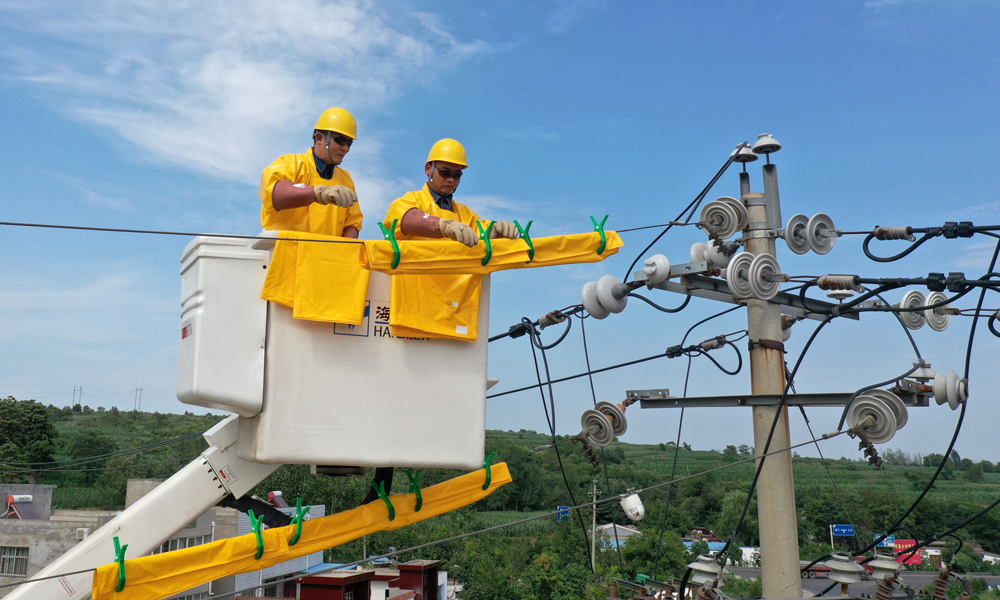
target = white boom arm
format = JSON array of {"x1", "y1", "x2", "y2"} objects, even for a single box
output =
[{"x1": 5, "y1": 416, "x2": 280, "y2": 600}]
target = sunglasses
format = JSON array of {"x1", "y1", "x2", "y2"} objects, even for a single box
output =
[
  {"x1": 328, "y1": 133, "x2": 353, "y2": 147},
  {"x1": 436, "y1": 166, "x2": 464, "y2": 179}
]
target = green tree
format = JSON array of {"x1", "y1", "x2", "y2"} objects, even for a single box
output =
[
  {"x1": 0, "y1": 397, "x2": 58, "y2": 483},
  {"x1": 66, "y1": 431, "x2": 118, "y2": 484}
]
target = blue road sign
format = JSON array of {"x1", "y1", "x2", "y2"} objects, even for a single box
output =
[
  {"x1": 875, "y1": 534, "x2": 896, "y2": 547},
  {"x1": 832, "y1": 524, "x2": 856, "y2": 536},
  {"x1": 556, "y1": 506, "x2": 570, "y2": 522}
]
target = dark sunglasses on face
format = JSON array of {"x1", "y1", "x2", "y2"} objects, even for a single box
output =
[
  {"x1": 436, "y1": 167, "x2": 463, "y2": 179},
  {"x1": 329, "y1": 134, "x2": 353, "y2": 147}
]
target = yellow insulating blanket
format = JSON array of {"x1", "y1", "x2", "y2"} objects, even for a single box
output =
[
  {"x1": 376, "y1": 231, "x2": 622, "y2": 341},
  {"x1": 93, "y1": 463, "x2": 512, "y2": 600},
  {"x1": 360, "y1": 230, "x2": 623, "y2": 275},
  {"x1": 260, "y1": 232, "x2": 370, "y2": 325}
]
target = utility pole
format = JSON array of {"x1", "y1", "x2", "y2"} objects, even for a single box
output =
[
  {"x1": 590, "y1": 480, "x2": 599, "y2": 573},
  {"x1": 744, "y1": 175, "x2": 801, "y2": 598}
]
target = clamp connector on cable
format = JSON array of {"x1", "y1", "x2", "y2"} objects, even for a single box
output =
[
  {"x1": 666, "y1": 344, "x2": 684, "y2": 359},
  {"x1": 926, "y1": 272, "x2": 947, "y2": 292},
  {"x1": 507, "y1": 322, "x2": 531, "y2": 339},
  {"x1": 946, "y1": 272, "x2": 966, "y2": 293}
]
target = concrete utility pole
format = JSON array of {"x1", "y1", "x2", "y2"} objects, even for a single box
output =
[{"x1": 743, "y1": 188, "x2": 802, "y2": 599}]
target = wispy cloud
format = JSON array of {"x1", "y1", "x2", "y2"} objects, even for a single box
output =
[
  {"x1": 863, "y1": 0, "x2": 914, "y2": 9},
  {"x1": 547, "y1": 0, "x2": 607, "y2": 34},
  {"x1": 0, "y1": 0, "x2": 490, "y2": 185}
]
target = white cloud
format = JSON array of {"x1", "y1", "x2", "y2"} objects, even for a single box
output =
[
  {"x1": 547, "y1": 0, "x2": 607, "y2": 35},
  {"x1": 0, "y1": 0, "x2": 490, "y2": 184}
]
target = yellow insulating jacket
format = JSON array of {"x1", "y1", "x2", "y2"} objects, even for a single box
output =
[
  {"x1": 92, "y1": 463, "x2": 512, "y2": 600},
  {"x1": 259, "y1": 150, "x2": 364, "y2": 236},
  {"x1": 260, "y1": 231, "x2": 370, "y2": 325},
  {"x1": 383, "y1": 184, "x2": 482, "y2": 241}
]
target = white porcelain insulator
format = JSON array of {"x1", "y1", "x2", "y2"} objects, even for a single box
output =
[
  {"x1": 847, "y1": 396, "x2": 898, "y2": 444},
  {"x1": 924, "y1": 291, "x2": 952, "y2": 332},
  {"x1": 643, "y1": 254, "x2": 671, "y2": 285},
  {"x1": 748, "y1": 254, "x2": 782, "y2": 300},
  {"x1": 726, "y1": 253, "x2": 754, "y2": 299},
  {"x1": 596, "y1": 275, "x2": 627, "y2": 314},
  {"x1": 807, "y1": 213, "x2": 837, "y2": 254},
  {"x1": 784, "y1": 213, "x2": 810, "y2": 255},
  {"x1": 690, "y1": 242, "x2": 709, "y2": 264},
  {"x1": 582, "y1": 281, "x2": 610, "y2": 320},
  {"x1": 705, "y1": 240, "x2": 733, "y2": 268},
  {"x1": 898, "y1": 290, "x2": 927, "y2": 330},
  {"x1": 700, "y1": 201, "x2": 740, "y2": 239}
]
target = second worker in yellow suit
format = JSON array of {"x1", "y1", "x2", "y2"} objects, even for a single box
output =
[
  {"x1": 259, "y1": 107, "x2": 364, "y2": 237},
  {"x1": 383, "y1": 138, "x2": 520, "y2": 244}
]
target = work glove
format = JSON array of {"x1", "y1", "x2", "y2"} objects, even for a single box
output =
[
  {"x1": 489, "y1": 220, "x2": 520, "y2": 240},
  {"x1": 439, "y1": 218, "x2": 479, "y2": 247},
  {"x1": 313, "y1": 185, "x2": 358, "y2": 208}
]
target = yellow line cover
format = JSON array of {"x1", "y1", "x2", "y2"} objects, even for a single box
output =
[
  {"x1": 93, "y1": 463, "x2": 512, "y2": 600},
  {"x1": 361, "y1": 230, "x2": 623, "y2": 275}
]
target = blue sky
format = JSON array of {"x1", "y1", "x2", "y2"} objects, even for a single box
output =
[{"x1": 2, "y1": 0, "x2": 999, "y2": 462}]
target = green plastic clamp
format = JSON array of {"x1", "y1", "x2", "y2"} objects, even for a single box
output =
[
  {"x1": 113, "y1": 536, "x2": 128, "y2": 592},
  {"x1": 247, "y1": 509, "x2": 266, "y2": 559},
  {"x1": 288, "y1": 497, "x2": 308, "y2": 546},
  {"x1": 590, "y1": 215, "x2": 609, "y2": 255},
  {"x1": 377, "y1": 219, "x2": 401, "y2": 269},
  {"x1": 476, "y1": 221, "x2": 496, "y2": 266},
  {"x1": 482, "y1": 451, "x2": 497, "y2": 491},
  {"x1": 514, "y1": 220, "x2": 535, "y2": 262},
  {"x1": 370, "y1": 480, "x2": 396, "y2": 521},
  {"x1": 404, "y1": 469, "x2": 423, "y2": 512}
]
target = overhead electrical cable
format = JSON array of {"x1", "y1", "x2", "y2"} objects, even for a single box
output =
[
  {"x1": 579, "y1": 315, "x2": 625, "y2": 572},
  {"x1": 620, "y1": 143, "x2": 748, "y2": 282}
]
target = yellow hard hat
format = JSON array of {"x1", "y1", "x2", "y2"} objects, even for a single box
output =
[
  {"x1": 314, "y1": 107, "x2": 358, "y2": 140},
  {"x1": 426, "y1": 138, "x2": 468, "y2": 168}
]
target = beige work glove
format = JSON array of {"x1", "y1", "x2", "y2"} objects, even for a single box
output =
[
  {"x1": 439, "y1": 218, "x2": 479, "y2": 247},
  {"x1": 489, "y1": 220, "x2": 519, "y2": 239},
  {"x1": 313, "y1": 185, "x2": 358, "y2": 208}
]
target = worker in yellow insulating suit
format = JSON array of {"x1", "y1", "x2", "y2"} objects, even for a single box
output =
[
  {"x1": 259, "y1": 107, "x2": 364, "y2": 237},
  {"x1": 363, "y1": 139, "x2": 520, "y2": 505},
  {"x1": 382, "y1": 138, "x2": 521, "y2": 244}
]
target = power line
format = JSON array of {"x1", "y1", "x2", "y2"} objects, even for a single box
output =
[{"x1": 0, "y1": 431, "x2": 205, "y2": 469}]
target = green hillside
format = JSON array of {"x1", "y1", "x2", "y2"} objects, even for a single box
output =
[{"x1": 4, "y1": 398, "x2": 1000, "y2": 598}]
